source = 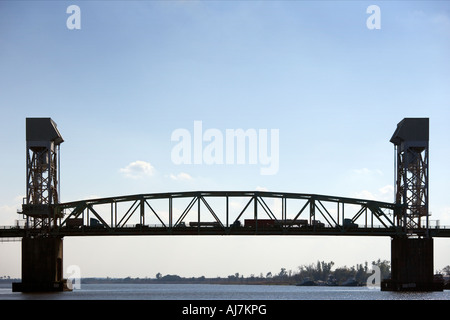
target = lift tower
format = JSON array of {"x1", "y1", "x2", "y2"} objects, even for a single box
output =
[
  {"x1": 23, "y1": 118, "x2": 64, "y2": 229},
  {"x1": 13, "y1": 118, "x2": 71, "y2": 292},
  {"x1": 391, "y1": 118, "x2": 429, "y2": 236},
  {"x1": 382, "y1": 118, "x2": 441, "y2": 291}
]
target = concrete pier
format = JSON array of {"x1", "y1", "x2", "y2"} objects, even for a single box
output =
[
  {"x1": 12, "y1": 237, "x2": 72, "y2": 292},
  {"x1": 381, "y1": 237, "x2": 443, "y2": 291}
]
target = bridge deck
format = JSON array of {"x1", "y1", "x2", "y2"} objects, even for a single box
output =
[{"x1": 2, "y1": 225, "x2": 450, "y2": 238}]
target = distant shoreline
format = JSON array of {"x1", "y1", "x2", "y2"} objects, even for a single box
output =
[
  {"x1": 2, "y1": 259, "x2": 448, "y2": 288},
  {"x1": 0, "y1": 277, "x2": 363, "y2": 287},
  {"x1": 2, "y1": 278, "x2": 449, "y2": 289}
]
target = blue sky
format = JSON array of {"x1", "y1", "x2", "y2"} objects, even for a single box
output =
[{"x1": 0, "y1": 1, "x2": 450, "y2": 279}]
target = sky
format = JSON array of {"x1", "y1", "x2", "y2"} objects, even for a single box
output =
[{"x1": 0, "y1": 0, "x2": 450, "y2": 279}]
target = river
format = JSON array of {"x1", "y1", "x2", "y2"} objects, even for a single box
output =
[{"x1": 1, "y1": 283, "x2": 449, "y2": 300}]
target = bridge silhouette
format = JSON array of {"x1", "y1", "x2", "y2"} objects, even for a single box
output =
[
  {"x1": 0, "y1": 117, "x2": 448, "y2": 292},
  {"x1": 2, "y1": 191, "x2": 450, "y2": 238}
]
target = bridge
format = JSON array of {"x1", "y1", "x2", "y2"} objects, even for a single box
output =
[
  {"x1": 2, "y1": 191, "x2": 450, "y2": 238},
  {"x1": 0, "y1": 117, "x2": 448, "y2": 292}
]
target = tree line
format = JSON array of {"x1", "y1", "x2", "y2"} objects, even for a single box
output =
[
  {"x1": 79, "y1": 259, "x2": 393, "y2": 286},
  {"x1": 5, "y1": 260, "x2": 446, "y2": 285},
  {"x1": 223, "y1": 259, "x2": 392, "y2": 286}
]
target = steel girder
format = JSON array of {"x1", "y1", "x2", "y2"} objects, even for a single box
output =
[{"x1": 47, "y1": 191, "x2": 403, "y2": 236}]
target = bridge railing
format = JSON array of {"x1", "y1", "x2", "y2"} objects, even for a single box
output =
[
  {"x1": 2, "y1": 222, "x2": 450, "y2": 237},
  {"x1": 4, "y1": 223, "x2": 449, "y2": 231}
]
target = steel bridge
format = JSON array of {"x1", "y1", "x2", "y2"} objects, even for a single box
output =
[
  {"x1": 2, "y1": 190, "x2": 449, "y2": 238},
  {"x1": 1, "y1": 117, "x2": 449, "y2": 292}
]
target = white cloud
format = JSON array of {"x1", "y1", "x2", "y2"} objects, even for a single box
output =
[
  {"x1": 353, "y1": 168, "x2": 370, "y2": 175},
  {"x1": 432, "y1": 206, "x2": 450, "y2": 227},
  {"x1": 402, "y1": 10, "x2": 450, "y2": 35},
  {"x1": 353, "y1": 168, "x2": 383, "y2": 176},
  {"x1": 354, "y1": 185, "x2": 394, "y2": 203},
  {"x1": 354, "y1": 190, "x2": 377, "y2": 201},
  {"x1": 0, "y1": 204, "x2": 22, "y2": 227},
  {"x1": 169, "y1": 172, "x2": 193, "y2": 181},
  {"x1": 119, "y1": 161, "x2": 155, "y2": 179},
  {"x1": 379, "y1": 185, "x2": 394, "y2": 195},
  {"x1": 432, "y1": 13, "x2": 450, "y2": 29}
]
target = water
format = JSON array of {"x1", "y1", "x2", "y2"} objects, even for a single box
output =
[{"x1": 1, "y1": 283, "x2": 449, "y2": 300}]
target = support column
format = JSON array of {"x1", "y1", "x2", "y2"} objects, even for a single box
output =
[
  {"x1": 12, "y1": 237, "x2": 72, "y2": 292},
  {"x1": 381, "y1": 237, "x2": 442, "y2": 291}
]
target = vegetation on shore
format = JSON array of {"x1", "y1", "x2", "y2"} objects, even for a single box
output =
[
  {"x1": 83, "y1": 259, "x2": 393, "y2": 286},
  {"x1": 2, "y1": 261, "x2": 450, "y2": 286}
]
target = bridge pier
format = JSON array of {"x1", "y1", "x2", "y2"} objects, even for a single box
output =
[
  {"x1": 381, "y1": 237, "x2": 443, "y2": 291},
  {"x1": 12, "y1": 236, "x2": 72, "y2": 292}
]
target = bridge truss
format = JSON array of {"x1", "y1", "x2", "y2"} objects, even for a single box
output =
[
  {"x1": 5, "y1": 190, "x2": 450, "y2": 238},
  {"x1": 47, "y1": 191, "x2": 405, "y2": 237}
]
